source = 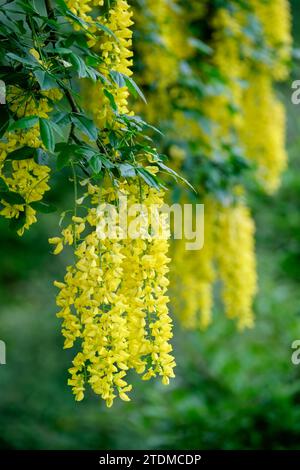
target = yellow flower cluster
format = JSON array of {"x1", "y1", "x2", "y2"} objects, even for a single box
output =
[
  {"x1": 251, "y1": 0, "x2": 291, "y2": 81},
  {"x1": 0, "y1": 86, "x2": 62, "y2": 234},
  {"x1": 170, "y1": 198, "x2": 257, "y2": 331},
  {"x1": 171, "y1": 198, "x2": 215, "y2": 330},
  {"x1": 134, "y1": 0, "x2": 189, "y2": 123},
  {"x1": 92, "y1": 0, "x2": 134, "y2": 124},
  {"x1": 216, "y1": 203, "x2": 257, "y2": 330},
  {"x1": 133, "y1": 0, "x2": 276, "y2": 329},
  {"x1": 51, "y1": 180, "x2": 175, "y2": 406},
  {"x1": 69, "y1": 0, "x2": 134, "y2": 126},
  {"x1": 53, "y1": 2, "x2": 176, "y2": 405},
  {"x1": 212, "y1": 0, "x2": 291, "y2": 192}
]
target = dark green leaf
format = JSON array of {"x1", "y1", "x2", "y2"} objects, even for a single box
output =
[
  {"x1": 0, "y1": 105, "x2": 9, "y2": 138},
  {"x1": 8, "y1": 115, "x2": 38, "y2": 131},
  {"x1": 71, "y1": 114, "x2": 98, "y2": 141},
  {"x1": 55, "y1": 143, "x2": 81, "y2": 170},
  {"x1": 99, "y1": 155, "x2": 114, "y2": 169},
  {"x1": 89, "y1": 154, "x2": 102, "y2": 174},
  {"x1": 47, "y1": 120, "x2": 65, "y2": 139},
  {"x1": 40, "y1": 118, "x2": 55, "y2": 152},
  {"x1": 56, "y1": 151, "x2": 71, "y2": 170},
  {"x1": 9, "y1": 210, "x2": 27, "y2": 232},
  {"x1": 34, "y1": 70, "x2": 58, "y2": 90},
  {"x1": 0, "y1": 191, "x2": 25, "y2": 204},
  {"x1": 6, "y1": 52, "x2": 36, "y2": 66},
  {"x1": 7, "y1": 146, "x2": 36, "y2": 161},
  {"x1": 30, "y1": 201, "x2": 57, "y2": 213},
  {"x1": 69, "y1": 53, "x2": 88, "y2": 78},
  {"x1": 0, "y1": 178, "x2": 9, "y2": 192}
]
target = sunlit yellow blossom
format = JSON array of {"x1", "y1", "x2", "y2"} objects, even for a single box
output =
[
  {"x1": 0, "y1": 86, "x2": 62, "y2": 234},
  {"x1": 52, "y1": 179, "x2": 175, "y2": 406},
  {"x1": 216, "y1": 203, "x2": 257, "y2": 330}
]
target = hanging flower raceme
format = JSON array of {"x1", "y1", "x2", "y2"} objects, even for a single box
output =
[
  {"x1": 170, "y1": 197, "x2": 215, "y2": 331},
  {"x1": 0, "y1": 85, "x2": 62, "y2": 234},
  {"x1": 48, "y1": 1, "x2": 176, "y2": 406},
  {"x1": 132, "y1": 0, "x2": 291, "y2": 330},
  {"x1": 133, "y1": 0, "x2": 190, "y2": 123},
  {"x1": 50, "y1": 180, "x2": 175, "y2": 406},
  {"x1": 216, "y1": 203, "x2": 257, "y2": 330},
  {"x1": 211, "y1": 0, "x2": 291, "y2": 192},
  {"x1": 0, "y1": 0, "x2": 291, "y2": 407},
  {"x1": 73, "y1": 0, "x2": 134, "y2": 126}
]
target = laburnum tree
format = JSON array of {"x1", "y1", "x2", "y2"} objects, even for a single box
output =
[{"x1": 0, "y1": 0, "x2": 291, "y2": 406}]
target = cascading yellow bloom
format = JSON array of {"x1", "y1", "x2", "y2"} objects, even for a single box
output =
[
  {"x1": 212, "y1": 1, "x2": 291, "y2": 192},
  {"x1": 216, "y1": 203, "x2": 257, "y2": 330},
  {"x1": 171, "y1": 198, "x2": 215, "y2": 330},
  {"x1": 240, "y1": 73, "x2": 287, "y2": 192},
  {"x1": 250, "y1": 0, "x2": 292, "y2": 81},
  {"x1": 0, "y1": 86, "x2": 62, "y2": 234},
  {"x1": 133, "y1": 0, "x2": 289, "y2": 330},
  {"x1": 134, "y1": 0, "x2": 190, "y2": 122},
  {"x1": 76, "y1": 0, "x2": 134, "y2": 126},
  {"x1": 51, "y1": 179, "x2": 175, "y2": 406},
  {"x1": 51, "y1": 0, "x2": 175, "y2": 406}
]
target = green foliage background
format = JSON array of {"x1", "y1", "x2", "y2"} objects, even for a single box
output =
[{"x1": 0, "y1": 0, "x2": 300, "y2": 450}]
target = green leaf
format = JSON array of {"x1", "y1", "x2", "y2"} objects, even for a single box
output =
[
  {"x1": 123, "y1": 76, "x2": 147, "y2": 103},
  {"x1": 34, "y1": 148, "x2": 49, "y2": 165},
  {"x1": 8, "y1": 115, "x2": 38, "y2": 131},
  {"x1": 99, "y1": 155, "x2": 115, "y2": 169},
  {"x1": 103, "y1": 89, "x2": 117, "y2": 111},
  {"x1": 0, "y1": 178, "x2": 9, "y2": 192},
  {"x1": 6, "y1": 146, "x2": 36, "y2": 161},
  {"x1": 55, "y1": 47, "x2": 73, "y2": 55},
  {"x1": 0, "y1": 105, "x2": 10, "y2": 138},
  {"x1": 53, "y1": 111, "x2": 71, "y2": 127},
  {"x1": 110, "y1": 70, "x2": 126, "y2": 88},
  {"x1": 55, "y1": 143, "x2": 80, "y2": 170},
  {"x1": 69, "y1": 53, "x2": 88, "y2": 78},
  {"x1": 89, "y1": 154, "x2": 102, "y2": 174},
  {"x1": 6, "y1": 52, "x2": 36, "y2": 66},
  {"x1": 0, "y1": 191, "x2": 26, "y2": 204},
  {"x1": 71, "y1": 114, "x2": 98, "y2": 141},
  {"x1": 54, "y1": 0, "x2": 70, "y2": 14},
  {"x1": 136, "y1": 167, "x2": 161, "y2": 190},
  {"x1": 30, "y1": 201, "x2": 57, "y2": 213},
  {"x1": 39, "y1": 118, "x2": 55, "y2": 152},
  {"x1": 157, "y1": 161, "x2": 196, "y2": 192},
  {"x1": 9, "y1": 210, "x2": 27, "y2": 232},
  {"x1": 47, "y1": 120, "x2": 65, "y2": 139},
  {"x1": 34, "y1": 70, "x2": 58, "y2": 90},
  {"x1": 118, "y1": 163, "x2": 136, "y2": 177},
  {"x1": 94, "y1": 21, "x2": 118, "y2": 41},
  {"x1": 75, "y1": 145, "x2": 97, "y2": 160},
  {"x1": 56, "y1": 151, "x2": 72, "y2": 170}
]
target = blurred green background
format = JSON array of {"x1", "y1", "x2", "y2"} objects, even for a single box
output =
[{"x1": 1, "y1": 1, "x2": 300, "y2": 450}]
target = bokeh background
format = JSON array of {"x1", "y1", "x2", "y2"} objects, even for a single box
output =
[{"x1": 1, "y1": 0, "x2": 300, "y2": 450}]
